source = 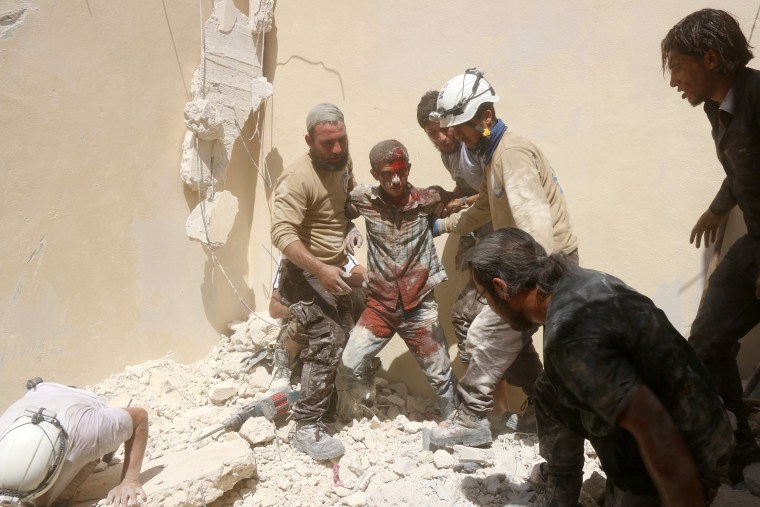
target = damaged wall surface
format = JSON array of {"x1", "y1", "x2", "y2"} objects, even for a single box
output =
[{"x1": 2, "y1": 0, "x2": 760, "y2": 412}]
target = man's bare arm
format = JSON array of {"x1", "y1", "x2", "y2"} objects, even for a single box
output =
[
  {"x1": 107, "y1": 407, "x2": 148, "y2": 506},
  {"x1": 617, "y1": 385, "x2": 704, "y2": 507}
]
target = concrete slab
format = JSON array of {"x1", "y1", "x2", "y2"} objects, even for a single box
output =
[{"x1": 69, "y1": 438, "x2": 255, "y2": 506}]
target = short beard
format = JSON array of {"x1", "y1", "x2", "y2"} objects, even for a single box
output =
[{"x1": 310, "y1": 147, "x2": 349, "y2": 172}]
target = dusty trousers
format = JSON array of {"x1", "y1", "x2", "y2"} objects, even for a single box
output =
[
  {"x1": 339, "y1": 293, "x2": 456, "y2": 418},
  {"x1": 689, "y1": 235, "x2": 760, "y2": 455},
  {"x1": 277, "y1": 259, "x2": 355, "y2": 422}
]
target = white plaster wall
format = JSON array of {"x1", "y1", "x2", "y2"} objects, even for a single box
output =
[
  {"x1": 0, "y1": 0, "x2": 263, "y2": 407},
  {"x1": 2, "y1": 0, "x2": 759, "y2": 409}
]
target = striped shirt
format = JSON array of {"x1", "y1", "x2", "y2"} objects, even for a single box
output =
[{"x1": 348, "y1": 183, "x2": 447, "y2": 311}]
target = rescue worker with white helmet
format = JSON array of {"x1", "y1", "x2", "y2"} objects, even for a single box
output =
[
  {"x1": 0, "y1": 381, "x2": 148, "y2": 506},
  {"x1": 429, "y1": 69, "x2": 580, "y2": 448}
]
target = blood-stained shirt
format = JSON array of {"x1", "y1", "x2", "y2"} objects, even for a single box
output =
[{"x1": 347, "y1": 183, "x2": 447, "y2": 311}]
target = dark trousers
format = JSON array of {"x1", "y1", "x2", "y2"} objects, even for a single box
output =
[
  {"x1": 278, "y1": 260, "x2": 354, "y2": 422},
  {"x1": 689, "y1": 235, "x2": 760, "y2": 455}
]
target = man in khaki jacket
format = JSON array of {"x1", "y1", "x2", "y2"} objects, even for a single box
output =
[
  {"x1": 429, "y1": 69, "x2": 579, "y2": 447},
  {"x1": 270, "y1": 103, "x2": 361, "y2": 461}
]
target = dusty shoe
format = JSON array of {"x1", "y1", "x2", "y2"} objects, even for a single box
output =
[
  {"x1": 505, "y1": 398, "x2": 537, "y2": 434},
  {"x1": 292, "y1": 421, "x2": 345, "y2": 461},
  {"x1": 429, "y1": 408, "x2": 492, "y2": 448},
  {"x1": 268, "y1": 349, "x2": 292, "y2": 393}
]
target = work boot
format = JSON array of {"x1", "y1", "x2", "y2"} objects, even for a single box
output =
[
  {"x1": 268, "y1": 349, "x2": 292, "y2": 393},
  {"x1": 291, "y1": 420, "x2": 345, "y2": 461},
  {"x1": 429, "y1": 407, "x2": 492, "y2": 448},
  {"x1": 505, "y1": 397, "x2": 537, "y2": 434}
]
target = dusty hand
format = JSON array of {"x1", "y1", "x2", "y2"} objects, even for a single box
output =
[
  {"x1": 439, "y1": 197, "x2": 465, "y2": 218},
  {"x1": 343, "y1": 228, "x2": 363, "y2": 255},
  {"x1": 106, "y1": 479, "x2": 146, "y2": 506},
  {"x1": 317, "y1": 265, "x2": 352, "y2": 296},
  {"x1": 690, "y1": 209, "x2": 726, "y2": 248}
]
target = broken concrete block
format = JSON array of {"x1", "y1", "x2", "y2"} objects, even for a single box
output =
[
  {"x1": 209, "y1": 378, "x2": 238, "y2": 403},
  {"x1": 483, "y1": 473, "x2": 505, "y2": 494},
  {"x1": 389, "y1": 382, "x2": 408, "y2": 396},
  {"x1": 249, "y1": 0, "x2": 275, "y2": 33},
  {"x1": 342, "y1": 491, "x2": 367, "y2": 506},
  {"x1": 184, "y1": 99, "x2": 224, "y2": 141},
  {"x1": 239, "y1": 416, "x2": 275, "y2": 445},
  {"x1": 432, "y1": 449, "x2": 455, "y2": 469},
  {"x1": 179, "y1": 131, "x2": 229, "y2": 191},
  {"x1": 387, "y1": 394, "x2": 405, "y2": 407},
  {"x1": 581, "y1": 470, "x2": 606, "y2": 505},
  {"x1": 186, "y1": 190, "x2": 239, "y2": 248},
  {"x1": 712, "y1": 484, "x2": 760, "y2": 507},
  {"x1": 452, "y1": 445, "x2": 495, "y2": 465},
  {"x1": 251, "y1": 77, "x2": 274, "y2": 113},
  {"x1": 390, "y1": 456, "x2": 416, "y2": 476}
]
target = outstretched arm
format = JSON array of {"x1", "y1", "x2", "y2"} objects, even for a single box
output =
[
  {"x1": 107, "y1": 407, "x2": 149, "y2": 506},
  {"x1": 617, "y1": 385, "x2": 704, "y2": 507}
]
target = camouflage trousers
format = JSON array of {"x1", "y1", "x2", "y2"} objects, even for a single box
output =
[
  {"x1": 277, "y1": 260, "x2": 355, "y2": 422},
  {"x1": 339, "y1": 293, "x2": 456, "y2": 418}
]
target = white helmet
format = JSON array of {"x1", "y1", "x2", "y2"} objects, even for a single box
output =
[
  {"x1": 431, "y1": 68, "x2": 499, "y2": 128},
  {"x1": 0, "y1": 408, "x2": 68, "y2": 505}
]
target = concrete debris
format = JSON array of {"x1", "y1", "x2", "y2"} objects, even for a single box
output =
[
  {"x1": 179, "y1": 1, "x2": 274, "y2": 192},
  {"x1": 184, "y1": 99, "x2": 224, "y2": 141},
  {"x1": 186, "y1": 190, "x2": 239, "y2": 248},
  {"x1": 249, "y1": 0, "x2": 275, "y2": 33},
  {"x1": 239, "y1": 416, "x2": 276, "y2": 445},
  {"x1": 67, "y1": 309, "x2": 760, "y2": 506},
  {"x1": 712, "y1": 484, "x2": 760, "y2": 507},
  {"x1": 209, "y1": 378, "x2": 238, "y2": 403}
]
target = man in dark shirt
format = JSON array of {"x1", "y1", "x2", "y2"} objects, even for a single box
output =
[
  {"x1": 335, "y1": 139, "x2": 457, "y2": 421},
  {"x1": 662, "y1": 8, "x2": 760, "y2": 479},
  {"x1": 469, "y1": 228, "x2": 732, "y2": 506}
]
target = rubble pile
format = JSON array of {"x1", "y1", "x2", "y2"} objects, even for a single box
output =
[{"x1": 69, "y1": 312, "x2": 760, "y2": 506}]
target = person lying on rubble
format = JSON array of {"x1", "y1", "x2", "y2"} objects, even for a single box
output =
[
  {"x1": 427, "y1": 69, "x2": 580, "y2": 446},
  {"x1": 270, "y1": 103, "x2": 359, "y2": 461},
  {"x1": 0, "y1": 381, "x2": 149, "y2": 507},
  {"x1": 468, "y1": 228, "x2": 733, "y2": 507},
  {"x1": 268, "y1": 254, "x2": 367, "y2": 393},
  {"x1": 335, "y1": 139, "x2": 457, "y2": 421}
]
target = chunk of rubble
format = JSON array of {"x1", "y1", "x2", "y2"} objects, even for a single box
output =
[
  {"x1": 239, "y1": 416, "x2": 276, "y2": 445},
  {"x1": 711, "y1": 485, "x2": 760, "y2": 507},
  {"x1": 186, "y1": 190, "x2": 239, "y2": 248},
  {"x1": 208, "y1": 378, "x2": 238, "y2": 403}
]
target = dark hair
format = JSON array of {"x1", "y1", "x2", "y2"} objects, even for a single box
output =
[
  {"x1": 661, "y1": 8, "x2": 753, "y2": 75},
  {"x1": 469, "y1": 228, "x2": 567, "y2": 298},
  {"x1": 473, "y1": 102, "x2": 496, "y2": 122},
  {"x1": 416, "y1": 90, "x2": 439, "y2": 128},
  {"x1": 369, "y1": 139, "x2": 409, "y2": 172}
]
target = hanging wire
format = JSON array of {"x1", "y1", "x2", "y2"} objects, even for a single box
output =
[{"x1": 750, "y1": 1, "x2": 760, "y2": 44}]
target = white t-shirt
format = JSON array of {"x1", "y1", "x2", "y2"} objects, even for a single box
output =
[{"x1": 0, "y1": 383, "x2": 133, "y2": 504}]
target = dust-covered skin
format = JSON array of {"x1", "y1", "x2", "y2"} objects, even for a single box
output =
[
  {"x1": 536, "y1": 266, "x2": 733, "y2": 502},
  {"x1": 339, "y1": 294, "x2": 456, "y2": 417}
]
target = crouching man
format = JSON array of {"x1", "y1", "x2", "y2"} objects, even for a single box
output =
[
  {"x1": 0, "y1": 381, "x2": 148, "y2": 506},
  {"x1": 469, "y1": 228, "x2": 732, "y2": 507}
]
